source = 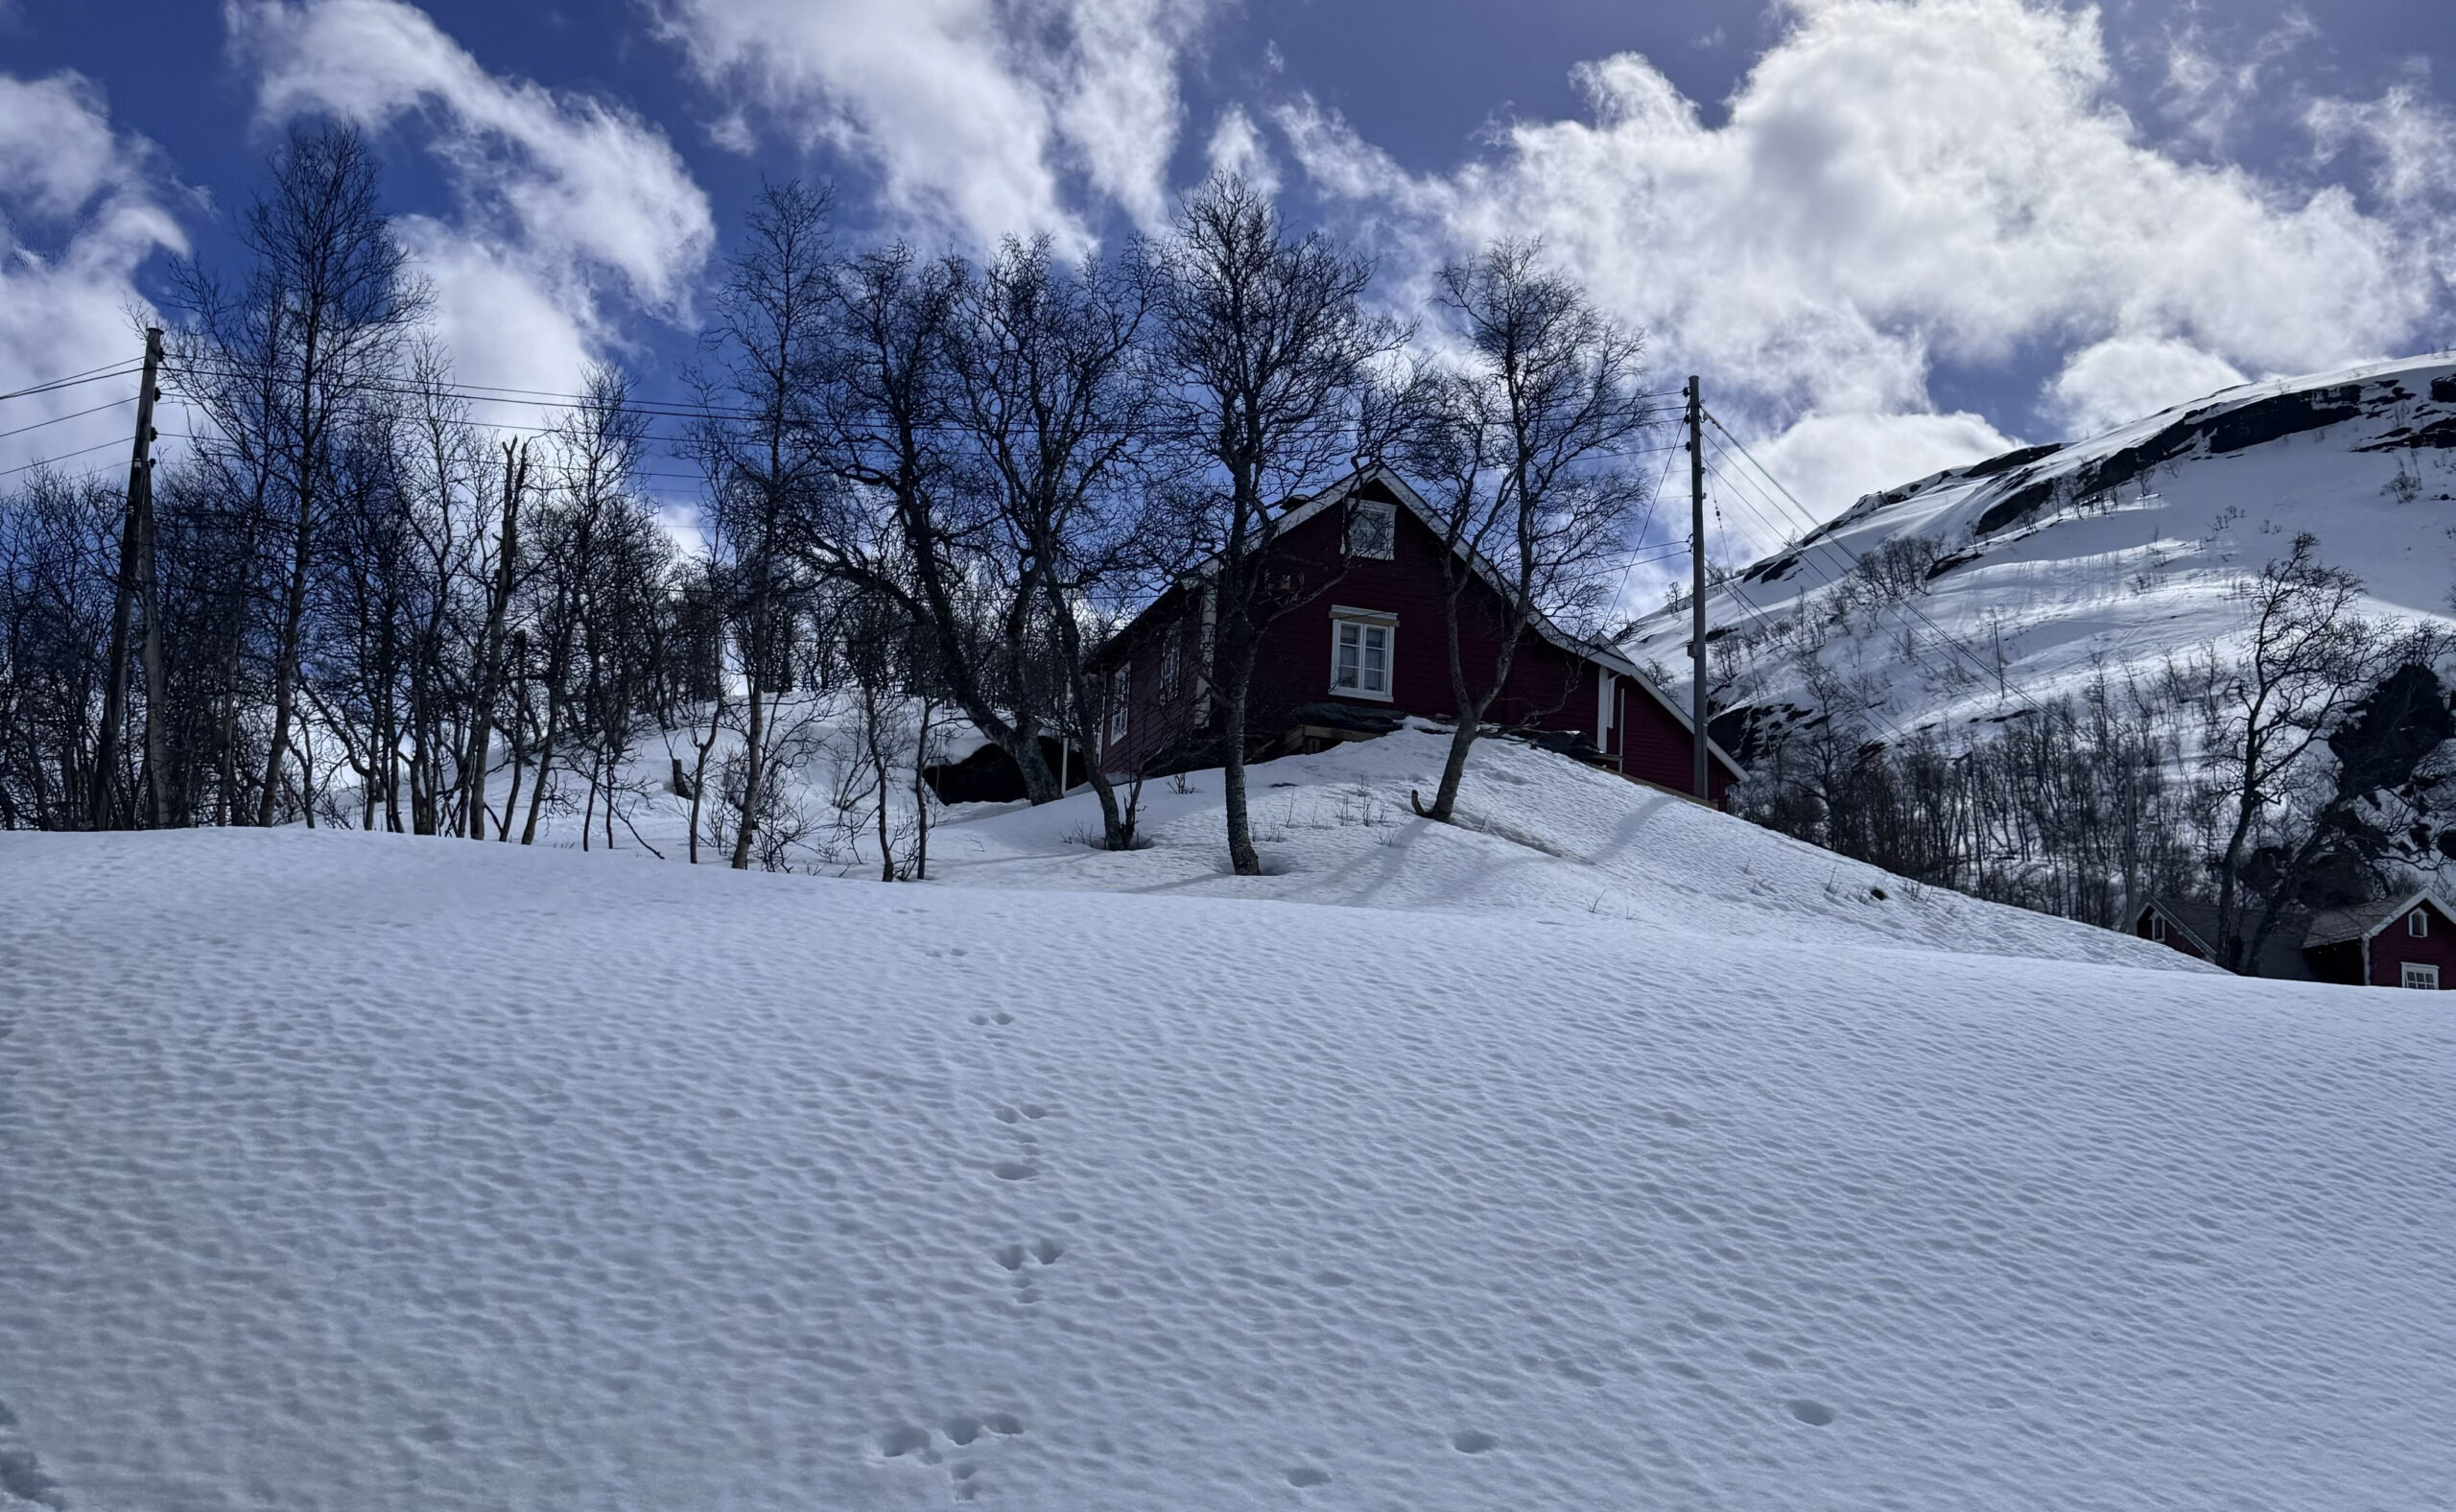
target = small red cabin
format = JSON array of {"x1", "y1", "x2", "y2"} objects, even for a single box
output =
[
  {"x1": 1092, "y1": 468, "x2": 1742, "y2": 801},
  {"x1": 2135, "y1": 891, "x2": 2456, "y2": 988}
]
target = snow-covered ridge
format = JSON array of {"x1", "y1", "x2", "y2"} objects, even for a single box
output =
[
  {"x1": 922, "y1": 727, "x2": 2199, "y2": 971},
  {"x1": 1623, "y1": 355, "x2": 2456, "y2": 739}
]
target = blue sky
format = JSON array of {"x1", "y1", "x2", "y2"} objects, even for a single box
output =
[{"x1": 4, "y1": 0, "x2": 2453, "y2": 548}]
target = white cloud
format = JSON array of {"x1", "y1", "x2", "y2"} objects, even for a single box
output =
[
  {"x1": 1281, "y1": 0, "x2": 2442, "y2": 506},
  {"x1": 2307, "y1": 83, "x2": 2456, "y2": 212},
  {"x1": 2157, "y1": 13, "x2": 2317, "y2": 154},
  {"x1": 0, "y1": 72, "x2": 184, "y2": 477},
  {"x1": 652, "y1": 0, "x2": 1214, "y2": 248},
  {"x1": 1750, "y1": 410, "x2": 2021, "y2": 530},
  {"x1": 1205, "y1": 105, "x2": 1278, "y2": 198},
  {"x1": 2045, "y1": 336, "x2": 2248, "y2": 438},
  {"x1": 227, "y1": 0, "x2": 715, "y2": 394}
]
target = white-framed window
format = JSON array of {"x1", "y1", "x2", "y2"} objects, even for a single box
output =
[
  {"x1": 2148, "y1": 913, "x2": 2167, "y2": 943},
  {"x1": 1107, "y1": 663, "x2": 1130, "y2": 746},
  {"x1": 1345, "y1": 499, "x2": 1396, "y2": 560},
  {"x1": 1330, "y1": 610, "x2": 1395, "y2": 699},
  {"x1": 2410, "y1": 909, "x2": 2430, "y2": 938},
  {"x1": 1159, "y1": 637, "x2": 1180, "y2": 703},
  {"x1": 2402, "y1": 962, "x2": 2439, "y2": 990}
]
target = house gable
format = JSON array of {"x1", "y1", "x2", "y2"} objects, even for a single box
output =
[
  {"x1": 1094, "y1": 467, "x2": 1743, "y2": 799},
  {"x1": 2324, "y1": 892, "x2": 2456, "y2": 989},
  {"x1": 2136, "y1": 890, "x2": 2456, "y2": 989}
]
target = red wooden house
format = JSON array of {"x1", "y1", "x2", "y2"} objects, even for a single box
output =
[
  {"x1": 1092, "y1": 467, "x2": 1743, "y2": 801},
  {"x1": 2135, "y1": 890, "x2": 2456, "y2": 988}
]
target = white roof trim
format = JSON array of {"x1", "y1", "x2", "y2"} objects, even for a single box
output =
[
  {"x1": 2140, "y1": 898, "x2": 2215, "y2": 957},
  {"x1": 2356, "y1": 890, "x2": 2445, "y2": 941}
]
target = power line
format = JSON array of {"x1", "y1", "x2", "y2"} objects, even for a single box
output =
[
  {"x1": 0, "y1": 393, "x2": 137, "y2": 442},
  {"x1": 156, "y1": 357, "x2": 1700, "y2": 455},
  {"x1": 0, "y1": 362, "x2": 145, "y2": 406},
  {"x1": 1686, "y1": 450, "x2": 1925, "y2": 750},
  {"x1": 0, "y1": 434, "x2": 131, "y2": 478},
  {"x1": 1701, "y1": 411, "x2": 2045, "y2": 721},
  {"x1": 1600, "y1": 431, "x2": 1692, "y2": 620}
]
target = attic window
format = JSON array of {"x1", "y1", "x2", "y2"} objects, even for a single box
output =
[
  {"x1": 1346, "y1": 499, "x2": 1396, "y2": 559},
  {"x1": 2410, "y1": 909, "x2": 2429, "y2": 938},
  {"x1": 2148, "y1": 913, "x2": 2167, "y2": 943}
]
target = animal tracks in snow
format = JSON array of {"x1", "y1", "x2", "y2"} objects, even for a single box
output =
[
  {"x1": 879, "y1": 1415, "x2": 1027, "y2": 1502},
  {"x1": 8, "y1": 830, "x2": 2448, "y2": 1512},
  {"x1": 992, "y1": 1239, "x2": 1065, "y2": 1271}
]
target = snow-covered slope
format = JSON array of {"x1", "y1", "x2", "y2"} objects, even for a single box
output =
[
  {"x1": 924, "y1": 727, "x2": 2194, "y2": 970},
  {"x1": 1622, "y1": 356, "x2": 2456, "y2": 741},
  {"x1": 6, "y1": 741, "x2": 2452, "y2": 1512}
]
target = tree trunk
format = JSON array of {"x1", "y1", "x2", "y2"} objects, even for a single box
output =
[
  {"x1": 520, "y1": 699, "x2": 558, "y2": 845},
  {"x1": 2214, "y1": 769, "x2": 2262, "y2": 972},
  {"x1": 910, "y1": 698, "x2": 934, "y2": 881},
  {"x1": 1426, "y1": 614, "x2": 1523, "y2": 824},
  {"x1": 461, "y1": 445, "x2": 524, "y2": 839},
  {"x1": 1219, "y1": 671, "x2": 1259, "y2": 876},
  {"x1": 256, "y1": 498, "x2": 316, "y2": 827},
  {"x1": 729, "y1": 673, "x2": 767, "y2": 870}
]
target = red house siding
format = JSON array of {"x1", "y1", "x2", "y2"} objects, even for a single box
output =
[
  {"x1": 2363, "y1": 901, "x2": 2456, "y2": 988},
  {"x1": 1096, "y1": 479, "x2": 1738, "y2": 802}
]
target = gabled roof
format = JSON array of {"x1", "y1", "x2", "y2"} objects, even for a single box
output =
[
  {"x1": 2303, "y1": 889, "x2": 2450, "y2": 948},
  {"x1": 1162, "y1": 465, "x2": 1745, "y2": 781},
  {"x1": 2138, "y1": 897, "x2": 2319, "y2": 980},
  {"x1": 2138, "y1": 897, "x2": 2216, "y2": 957}
]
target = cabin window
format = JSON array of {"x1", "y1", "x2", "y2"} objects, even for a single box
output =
[
  {"x1": 2402, "y1": 962, "x2": 2439, "y2": 990},
  {"x1": 2410, "y1": 909, "x2": 2429, "y2": 938},
  {"x1": 1107, "y1": 664, "x2": 1130, "y2": 746},
  {"x1": 1331, "y1": 615, "x2": 1394, "y2": 699},
  {"x1": 1346, "y1": 500, "x2": 1397, "y2": 560},
  {"x1": 1159, "y1": 638, "x2": 1181, "y2": 703},
  {"x1": 2148, "y1": 913, "x2": 2167, "y2": 943}
]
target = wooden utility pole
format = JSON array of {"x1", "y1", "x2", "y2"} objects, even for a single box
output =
[
  {"x1": 1686, "y1": 374, "x2": 1709, "y2": 801},
  {"x1": 134, "y1": 329, "x2": 169, "y2": 827},
  {"x1": 87, "y1": 327, "x2": 166, "y2": 831}
]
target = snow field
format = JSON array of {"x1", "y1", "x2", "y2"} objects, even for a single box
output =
[{"x1": 3, "y1": 757, "x2": 2451, "y2": 1509}]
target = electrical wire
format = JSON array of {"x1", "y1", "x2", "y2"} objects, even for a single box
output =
[
  {"x1": 1702, "y1": 411, "x2": 2046, "y2": 720},
  {"x1": 0, "y1": 394, "x2": 138, "y2": 442},
  {"x1": 0, "y1": 435, "x2": 131, "y2": 478},
  {"x1": 0, "y1": 360, "x2": 144, "y2": 405}
]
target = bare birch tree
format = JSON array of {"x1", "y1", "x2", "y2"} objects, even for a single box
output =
[
  {"x1": 2203, "y1": 534, "x2": 2394, "y2": 969},
  {"x1": 1405, "y1": 239, "x2": 1653, "y2": 823},
  {"x1": 1150, "y1": 175, "x2": 1401, "y2": 876},
  {"x1": 169, "y1": 123, "x2": 427, "y2": 826},
  {"x1": 942, "y1": 235, "x2": 1162, "y2": 846},
  {"x1": 693, "y1": 181, "x2": 833, "y2": 869}
]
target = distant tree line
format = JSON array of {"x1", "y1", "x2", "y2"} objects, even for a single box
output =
[{"x1": 0, "y1": 123, "x2": 1659, "y2": 876}]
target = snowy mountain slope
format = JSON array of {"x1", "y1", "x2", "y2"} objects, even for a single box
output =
[
  {"x1": 1621, "y1": 355, "x2": 2456, "y2": 742},
  {"x1": 6, "y1": 756, "x2": 2453, "y2": 1510}
]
